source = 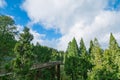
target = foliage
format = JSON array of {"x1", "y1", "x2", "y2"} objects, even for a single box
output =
[
  {"x1": 79, "y1": 38, "x2": 92, "y2": 80},
  {"x1": 64, "y1": 38, "x2": 80, "y2": 80},
  {"x1": 12, "y1": 27, "x2": 34, "y2": 80},
  {"x1": 33, "y1": 43, "x2": 52, "y2": 63},
  {"x1": 1, "y1": 15, "x2": 120, "y2": 80},
  {"x1": 66, "y1": 38, "x2": 79, "y2": 57},
  {"x1": 0, "y1": 15, "x2": 17, "y2": 73}
]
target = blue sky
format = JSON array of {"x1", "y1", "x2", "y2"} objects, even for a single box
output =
[
  {"x1": 0, "y1": 0, "x2": 120, "y2": 50},
  {"x1": 0, "y1": 0, "x2": 62, "y2": 40}
]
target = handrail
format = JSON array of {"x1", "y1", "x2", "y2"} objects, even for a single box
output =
[{"x1": 0, "y1": 61, "x2": 62, "y2": 77}]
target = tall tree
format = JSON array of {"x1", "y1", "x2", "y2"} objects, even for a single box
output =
[
  {"x1": 79, "y1": 38, "x2": 87, "y2": 57},
  {"x1": 0, "y1": 15, "x2": 16, "y2": 72},
  {"x1": 87, "y1": 38, "x2": 103, "y2": 80},
  {"x1": 67, "y1": 37, "x2": 79, "y2": 57},
  {"x1": 12, "y1": 27, "x2": 34, "y2": 80},
  {"x1": 89, "y1": 40, "x2": 94, "y2": 54},
  {"x1": 65, "y1": 38, "x2": 79, "y2": 80},
  {"x1": 109, "y1": 33, "x2": 119, "y2": 50},
  {"x1": 78, "y1": 38, "x2": 92, "y2": 80},
  {"x1": 102, "y1": 33, "x2": 120, "y2": 79},
  {"x1": 90, "y1": 38, "x2": 103, "y2": 65}
]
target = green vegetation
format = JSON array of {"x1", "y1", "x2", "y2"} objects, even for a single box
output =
[
  {"x1": 0, "y1": 15, "x2": 120, "y2": 80},
  {"x1": 12, "y1": 27, "x2": 34, "y2": 80}
]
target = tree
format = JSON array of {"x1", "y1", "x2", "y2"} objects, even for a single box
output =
[
  {"x1": 66, "y1": 37, "x2": 79, "y2": 57},
  {"x1": 87, "y1": 38, "x2": 103, "y2": 80},
  {"x1": 33, "y1": 43, "x2": 52, "y2": 63},
  {"x1": 89, "y1": 38, "x2": 103, "y2": 65},
  {"x1": 78, "y1": 38, "x2": 92, "y2": 80},
  {"x1": 102, "y1": 33, "x2": 120, "y2": 79},
  {"x1": 0, "y1": 15, "x2": 17, "y2": 72},
  {"x1": 89, "y1": 40, "x2": 94, "y2": 54},
  {"x1": 12, "y1": 27, "x2": 34, "y2": 80},
  {"x1": 108, "y1": 33, "x2": 120, "y2": 78},
  {"x1": 109, "y1": 33, "x2": 119, "y2": 50},
  {"x1": 65, "y1": 38, "x2": 80, "y2": 80},
  {"x1": 51, "y1": 49, "x2": 60, "y2": 61},
  {"x1": 79, "y1": 38, "x2": 87, "y2": 58}
]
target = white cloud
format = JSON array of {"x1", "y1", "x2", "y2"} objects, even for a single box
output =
[
  {"x1": 57, "y1": 11, "x2": 120, "y2": 50},
  {"x1": 0, "y1": 0, "x2": 6, "y2": 8},
  {"x1": 21, "y1": 0, "x2": 120, "y2": 50},
  {"x1": 30, "y1": 29, "x2": 59, "y2": 49},
  {"x1": 16, "y1": 25, "x2": 46, "y2": 46},
  {"x1": 29, "y1": 29, "x2": 46, "y2": 45},
  {"x1": 22, "y1": 0, "x2": 107, "y2": 34}
]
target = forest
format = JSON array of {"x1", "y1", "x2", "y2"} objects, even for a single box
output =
[{"x1": 0, "y1": 15, "x2": 120, "y2": 80}]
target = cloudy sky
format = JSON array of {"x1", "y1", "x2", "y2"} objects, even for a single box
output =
[{"x1": 0, "y1": 0, "x2": 120, "y2": 50}]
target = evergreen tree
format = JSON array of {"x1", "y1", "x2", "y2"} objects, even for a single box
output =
[
  {"x1": 89, "y1": 40, "x2": 94, "y2": 54},
  {"x1": 12, "y1": 27, "x2": 34, "y2": 80},
  {"x1": 0, "y1": 15, "x2": 16, "y2": 72},
  {"x1": 90, "y1": 38, "x2": 102, "y2": 65},
  {"x1": 33, "y1": 43, "x2": 52, "y2": 63},
  {"x1": 101, "y1": 49, "x2": 119, "y2": 80},
  {"x1": 67, "y1": 37, "x2": 79, "y2": 57},
  {"x1": 78, "y1": 38, "x2": 92, "y2": 80},
  {"x1": 51, "y1": 49, "x2": 60, "y2": 61},
  {"x1": 109, "y1": 33, "x2": 119, "y2": 50},
  {"x1": 65, "y1": 38, "x2": 79, "y2": 80},
  {"x1": 79, "y1": 38, "x2": 87, "y2": 57},
  {"x1": 102, "y1": 33, "x2": 120, "y2": 79},
  {"x1": 87, "y1": 38, "x2": 103, "y2": 80}
]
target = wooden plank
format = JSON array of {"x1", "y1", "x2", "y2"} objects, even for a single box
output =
[{"x1": 31, "y1": 61, "x2": 62, "y2": 70}]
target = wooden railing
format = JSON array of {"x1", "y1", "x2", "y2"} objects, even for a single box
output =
[{"x1": 0, "y1": 61, "x2": 62, "y2": 80}]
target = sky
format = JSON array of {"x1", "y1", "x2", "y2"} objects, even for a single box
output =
[{"x1": 0, "y1": 0, "x2": 120, "y2": 51}]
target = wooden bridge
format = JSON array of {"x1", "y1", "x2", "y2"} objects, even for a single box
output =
[{"x1": 0, "y1": 61, "x2": 62, "y2": 80}]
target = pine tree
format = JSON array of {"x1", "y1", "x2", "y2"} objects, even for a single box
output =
[{"x1": 12, "y1": 27, "x2": 34, "y2": 80}]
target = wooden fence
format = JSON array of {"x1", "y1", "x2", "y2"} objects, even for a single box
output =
[{"x1": 0, "y1": 61, "x2": 62, "y2": 80}]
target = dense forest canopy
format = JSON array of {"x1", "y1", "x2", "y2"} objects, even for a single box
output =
[{"x1": 0, "y1": 15, "x2": 120, "y2": 80}]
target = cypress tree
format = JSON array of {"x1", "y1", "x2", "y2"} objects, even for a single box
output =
[
  {"x1": 109, "y1": 33, "x2": 119, "y2": 50},
  {"x1": 87, "y1": 38, "x2": 103, "y2": 80},
  {"x1": 90, "y1": 38, "x2": 102, "y2": 65},
  {"x1": 65, "y1": 38, "x2": 79, "y2": 80},
  {"x1": 89, "y1": 40, "x2": 94, "y2": 54},
  {"x1": 79, "y1": 38, "x2": 87, "y2": 57},
  {"x1": 79, "y1": 38, "x2": 92, "y2": 80},
  {"x1": 101, "y1": 33, "x2": 120, "y2": 79},
  {"x1": 67, "y1": 37, "x2": 79, "y2": 57}
]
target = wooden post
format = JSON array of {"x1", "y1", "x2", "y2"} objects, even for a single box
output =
[{"x1": 57, "y1": 64, "x2": 60, "y2": 80}]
